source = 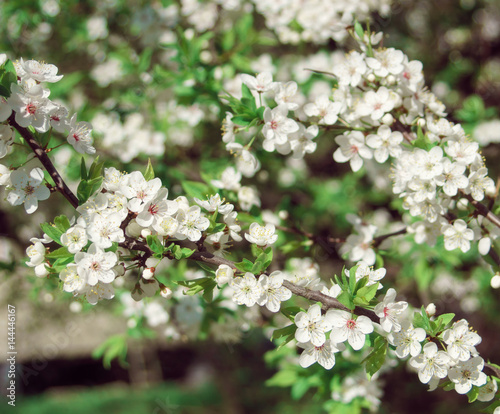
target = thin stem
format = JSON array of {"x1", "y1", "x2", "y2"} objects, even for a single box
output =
[
  {"x1": 8, "y1": 114, "x2": 79, "y2": 209},
  {"x1": 460, "y1": 191, "x2": 500, "y2": 229}
]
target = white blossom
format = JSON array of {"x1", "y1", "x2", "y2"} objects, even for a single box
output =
[
  {"x1": 374, "y1": 288, "x2": 408, "y2": 332},
  {"x1": 74, "y1": 243, "x2": 118, "y2": 286},
  {"x1": 443, "y1": 319, "x2": 481, "y2": 361},
  {"x1": 176, "y1": 205, "x2": 210, "y2": 242},
  {"x1": 333, "y1": 131, "x2": 373, "y2": 172},
  {"x1": 448, "y1": 357, "x2": 487, "y2": 394},
  {"x1": 298, "y1": 339, "x2": 345, "y2": 370},
  {"x1": 387, "y1": 322, "x2": 426, "y2": 358},
  {"x1": 245, "y1": 222, "x2": 278, "y2": 246},
  {"x1": 231, "y1": 272, "x2": 263, "y2": 307},
  {"x1": 441, "y1": 219, "x2": 474, "y2": 253},
  {"x1": 257, "y1": 270, "x2": 292, "y2": 312},
  {"x1": 327, "y1": 310, "x2": 374, "y2": 350},
  {"x1": 6, "y1": 168, "x2": 50, "y2": 214},
  {"x1": 295, "y1": 304, "x2": 332, "y2": 347},
  {"x1": 409, "y1": 342, "x2": 451, "y2": 384}
]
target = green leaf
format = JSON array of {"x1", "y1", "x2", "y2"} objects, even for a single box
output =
[
  {"x1": 166, "y1": 243, "x2": 195, "y2": 260},
  {"x1": 271, "y1": 324, "x2": 297, "y2": 341},
  {"x1": 348, "y1": 265, "x2": 358, "y2": 293},
  {"x1": 355, "y1": 282, "x2": 379, "y2": 303},
  {"x1": 77, "y1": 177, "x2": 103, "y2": 205},
  {"x1": 413, "y1": 306, "x2": 432, "y2": 333},
  {"x1": 354, "y1": 20, "x2": 364, "y2": 39},
  {"x1": 45, "y1": 247, "x2": 73, "y2": 259},
  {"x1": 466, "y1": 385, "x2": 479, "y2": 403},
  {"x1": 482, "y1": 400, "x2": 500, "y2": 414},
  {"x1": 231, "y1": 115, "x2": 252, "y2": 126},
  {"x1": 412, "y1": 125, "x2": 433, "y2": 150},
  {"x1": 456, "y1": 95, "x2": 485, "y2": 123},
  {"x1": 291, "y1": 376, "x2": 321, "y2": 400},
  {"x1": 222, "y1": 28, "x2": 235, "y2": 51},
  {"x1": 177, "y1": 277, "x2": 214, "y2": 297},
  {"x1": 92, "y1": 335, "x2": 128, "y2": 369},
  {"x1": 146, "y1": 235, "x2": 164, "y2": 256},
  {"x1": 241, "y1": 83, "x2": 254, "y2": 101},
  {"x1": 337, "y1": 291, "x2": 355, "y2": 310},
  {"x1": 265, "y1": 369, "x2": 298, "y2": 388},
  {"x1": 80, "y1": 157, "x2": 88, "y2": 180},
  {"x1": 144, "y1": 158, "x2": 155, "y2": 181},
  {"x1": 195, "y1": 262, "x2": 216, "y2": 275},
  {"x1": 177, "y1": 247, "x2": 195, "y2": 260},
  {"x1": 202, "y1": 279, "x2": 217, "y2": 302},
  {"x1": 434, "y1": 313, "x2": 455, "y2": 331},
  {"x1": 234, "y1": 258, "x2": 255, "y2": 273},
  {"x1": 54, "y1": 215, "x2": 71, "y2": 232},
  {"x1": 87, "y1": 156, "x2": 104, "y2": 180},
  {"x1": 362, "y1": 336, "x2": 388, "y2": 380},
  {"x1": 280, "y1": 306, "x2": 301, "y2": 322},
  {"x1": 0, "y1": 59, "x2": 17, "y2": 98},
  {"x1": 256, "y1": 106, "x2": 266, "y2": 120},
  {"x1": 251, "y1": 248, "x2": 273, "y2": 274},
  {"x1": 38, "y1": 130, "x2": 52, "y2": 148},
  {"x1": 138, "y1": 47, "x2": 153, "y2": 72},
  {"x1": 40, "y1": 222, "x2": 65, "y2": 245},
  {"x1": 181, "y1": 180, "x2": 210, "y2": 200}
]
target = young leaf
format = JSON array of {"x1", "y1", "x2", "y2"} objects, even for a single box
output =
[
  {"x1": 354, "y1": 20, "x2": 364, "y2": 40},
  {"x1": 181, "y1": 180, "x2": 210, "y2": 200},
  {"x1": 355, "y1": 282, "x2": 379, "y2": 303},
  {"x1": 337, "y1": 291, "x2": 355, "y2": 311},
  {"x1": 234, "y1": 258, "x2": 255, "y2": 273},
  {"x1": 80, "y1": 157, "x2": 88, "y2": 180},
  {"x1": 40, "y1": 222, "x2": 65, "y2": 245},
  {"x1": 77, "y1": 177, "x2": 104, "y2": 205},
  {"x1": 434, "y1": 313, "x2": 455, "y2": 331},
  {"x1": 45, "y1": 246, "x2": 73, "y2": 259},
  {"x1": 144, "y1": 158, "x2": 155, "y2": 181},
  {"x1": 280, "y1": 306, "x2": 302, "y2": 322},
  {"x1": 362, "y1": 336, "x2": 388, "y2": 380},
  {"x1": 146, "y1": 235, "x2": 164, "y2": 256}
]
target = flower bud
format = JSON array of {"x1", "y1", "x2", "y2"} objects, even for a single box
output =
[
  {"x1": 142, "y1": 267, "x2": 155, "y2": 280},
  {"x1": 126, "y1": 220, "x2": 142, "y2": 238},
  {"x1": 160, "y1": 285, "x2": 173, "y2": 299},
  {"x1": 141, "y1": 228, "x2": 152, "y2": 238},
  {"x1": 425, "y1": 303, "x2": 436, "y2": 317},
  {"x1": 491, "y1": 274, "x2": 500, "y2": 289},
  {"x1": 381, "y1": 113, "x2": 394, "y2": 125},
  {"x1": 215, "y1": 264, "x2": 234, "y2": 286}
]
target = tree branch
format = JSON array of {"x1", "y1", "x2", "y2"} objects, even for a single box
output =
[
  {"x1": 8, "y1": 114, "x2": 79, "y2": 209},
  {"x1": 460, "y1": 191, "x2": 500, "y2": 229}
]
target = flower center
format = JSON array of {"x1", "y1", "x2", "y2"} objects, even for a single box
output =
[
  {"x1": 26, "y1": 103, "x2": 37, "y2": 114},
  {"x1": 346, "y1": 319, "x2": 356, "y2": 329}
]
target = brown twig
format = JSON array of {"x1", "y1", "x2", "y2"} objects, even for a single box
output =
[
  {"x1": 8, "y1": 114, "x2": 79, "y2": 209},
  {"x1": 460, "y1": 191, "x2": 500, "y2": 229}
]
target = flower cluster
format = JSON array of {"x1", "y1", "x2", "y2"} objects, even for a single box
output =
[
  {"x1": 0, "y1": 58, "x2": 99, "y2": 213},
  {"x1": 24, "y1": 166, "x2": 245, "y2": 305}
]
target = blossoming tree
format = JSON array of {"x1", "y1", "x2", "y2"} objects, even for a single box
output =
[{"x1": 1, "y1": 0, "x2": 500, "y2": 412}]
